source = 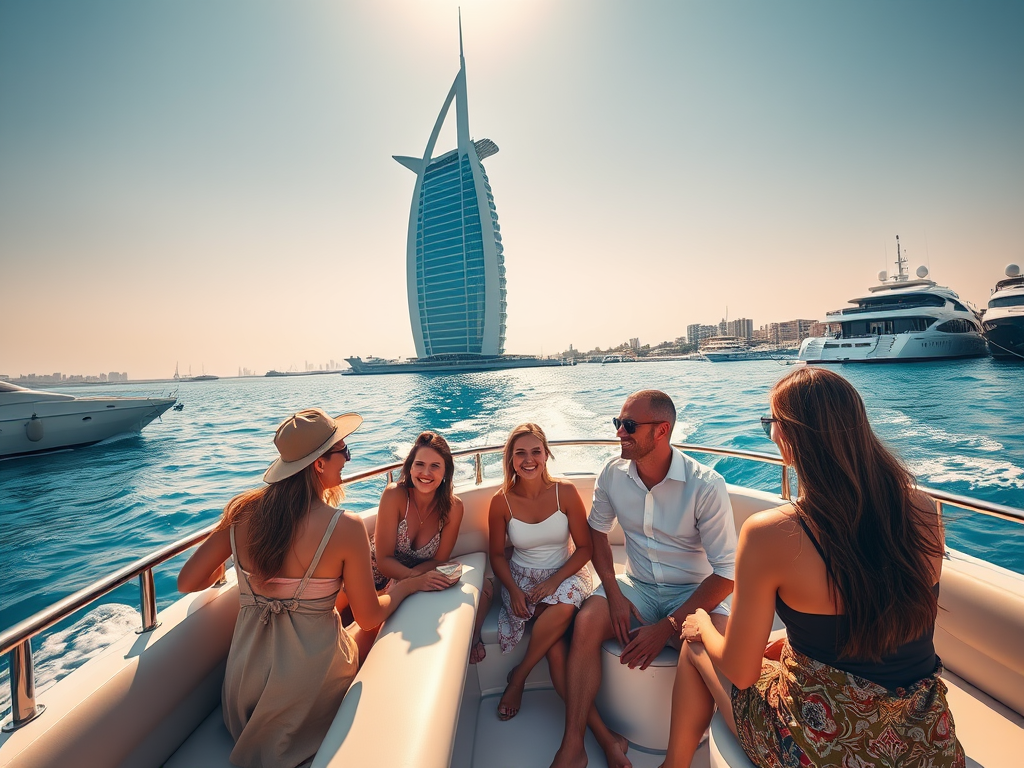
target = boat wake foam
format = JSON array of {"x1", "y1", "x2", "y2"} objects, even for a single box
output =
[
  {"x1": 877, "y1": 411, "x2": 1004, "y2": 452},
  {"x1": 912, "y1": 455, "x2": 1024, "y2": 490},
  {"x1": 0, "y1": 603, "x2": 140, "y2": 718}
]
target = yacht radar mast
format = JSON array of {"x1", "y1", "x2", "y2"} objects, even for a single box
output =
[{"x1": 893, "y1": 235, "x2": 909, "y2": 283}]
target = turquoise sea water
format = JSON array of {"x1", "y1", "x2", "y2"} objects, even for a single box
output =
[{"x1": 1, "y1": 359, "x2": 1022, "y2": 714}]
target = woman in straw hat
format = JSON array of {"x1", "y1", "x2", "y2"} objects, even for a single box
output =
[{"x1": 179, "y1": 408, "x2": 454, "y2": 768}]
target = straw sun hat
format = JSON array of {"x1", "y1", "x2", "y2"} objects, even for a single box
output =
[{"x1": 263, "y1": 408, "x2": 362, "y2": 484}]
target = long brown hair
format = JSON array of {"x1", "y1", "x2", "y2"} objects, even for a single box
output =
[
  {"x1": 399, "y1": 432, "x2": 456, "y2": 526},
  {"x1": 216, "y1": 464, "x2": 342, "y2": 581},
  {"x1": 770, "y1": 366, "x2": 941, "y2": 661},
  {"x1": 502, "y1": 423, "x2": 555, "y2": 493}
]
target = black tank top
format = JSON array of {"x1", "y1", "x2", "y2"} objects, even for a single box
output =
[{"x1": 775, "y1": 516, "x2": 938, "y2": 691}]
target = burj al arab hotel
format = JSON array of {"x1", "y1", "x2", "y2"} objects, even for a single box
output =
[
  {"x1": 392, "y1": 28, "x2": 507, "y2": 360},
  {"x1": 346, "y1": 25, "x2": 561, "y2": 374}
]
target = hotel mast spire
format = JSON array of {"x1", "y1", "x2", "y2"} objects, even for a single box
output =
[{"x1": 459, "y1": 8, "x2": 465, "y2": 70}]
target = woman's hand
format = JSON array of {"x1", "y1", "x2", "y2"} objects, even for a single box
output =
[
  {"x1": 527, "y1": 577, "x2": 559, "y2": 604},
  {"x1": 681, "y1": 608, "x2": 712, "y2": 644},
  {"x1": 509, "y1": 586, "x2": 531, "y2": 619},
  {"x1": 411, "y1": 570, "x2": 456, "y2": 593}
]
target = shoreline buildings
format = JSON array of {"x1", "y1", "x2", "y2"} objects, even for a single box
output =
[{"x1": 346, "y1": 22, "x2": 559, "y2": 375}]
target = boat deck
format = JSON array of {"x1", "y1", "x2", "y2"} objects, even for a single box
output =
[{"x1": 471, "y1": 689, "x2": 709, "y2": 768}]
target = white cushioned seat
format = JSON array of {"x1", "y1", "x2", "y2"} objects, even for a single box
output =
[
  {"x1": 164, "y1": 706, "x2": 235, "y2": 768},
  {"x1": 314, "y1": 553, "x2": 486, "y2": 768},
  {"x1": 595, "y1": 639, "x2": 679, "y2": 751},
  {"x1": 709, "y1": 710, "x2": 754, "y2": 768},
  {"x1": 480, "y1": 592, "x2": 507, "y2": 647}
]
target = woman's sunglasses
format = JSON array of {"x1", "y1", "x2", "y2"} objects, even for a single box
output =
[
  {"x1": 326, "y1": 444, "x2": 351, "y2": 461},
  {"x1": 760, "y1": 416, "x2": 778, "y2": 440},
  {"x1": 612, "y1": 417, "x2": 663, "y2": 435}
]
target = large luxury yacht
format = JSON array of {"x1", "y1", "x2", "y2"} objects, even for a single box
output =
[
  {"x1": 0, "y1": 382, "x2": 176, "y2": 458},
  {"x1": 799, "y1": 237, "x2": 988, "y2": 364},
  {"x1": 982, "y1": 264, "x2": 1024, "y2": 360},
  {"x1": 1, "y1": 440, "x2": 1021, "y2": 768}
]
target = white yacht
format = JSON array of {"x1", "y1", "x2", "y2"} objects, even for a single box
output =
[
  {"x1": 981, "y1": 264, "x2": 1024, "y2": 360},
  {"x1": 799, "y1": 237, "x2": 988, "y2": 364},
  {"x1": 1, "y1": 440, "x2": 1021, "y2": 767},
  {"x1": 0, "y1": 382, "x2": 176, "y2": 458},
  {"x1": 700, "y1": 337, "x2": 797, "y2": 362}
]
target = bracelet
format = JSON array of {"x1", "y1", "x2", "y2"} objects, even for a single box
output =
[{"x1": 666, "y1": 615, "x2": 680, "y2": 632}]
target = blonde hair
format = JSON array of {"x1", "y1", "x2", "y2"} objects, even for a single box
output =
[{"x1": 502, "y1": 423, "x2": 555, "y2": 493}]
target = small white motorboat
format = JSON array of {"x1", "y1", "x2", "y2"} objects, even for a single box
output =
[{"x1": 0, "y1": 381, "x2": 176, "y2": 459}]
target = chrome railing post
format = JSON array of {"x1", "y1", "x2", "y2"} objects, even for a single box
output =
[
  {"x1": 936, "y1": 499, "x2": 951, "y2": 559},
  {"x1": 474, "y1": 453, "x2": 483, "y2": 485},
  {"x1": 137, "y1": 569, "x2": 160, "y2": 633},
  {"x1": 781, "y1": 465, "x2": 792, "y2": 501},
  {"x1": 2, "y1": 640, "x2": 45, "y2": 732},
  {"x1": 386, "y1": 470, "x2": 394, "y2": 484}
]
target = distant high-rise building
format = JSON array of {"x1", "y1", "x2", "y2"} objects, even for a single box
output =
[
  {"x1": 686, "y1": 324, "x2": 719, "y2": 345},
  {"x1": 766, "y1": 319, "x2": 819, "y2": 344},
  {"x1": 394, "y1": 24, "x2": 506, "y2": 359},
  {"x1": 726, "y1": 318, "x2": 754, "y2": 341}
]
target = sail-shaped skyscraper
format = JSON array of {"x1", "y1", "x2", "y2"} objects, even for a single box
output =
[
  {"x1": 392, "y1": 25, "x2": 507, "y2": 360},
  {"x1": 345, "y1": 23, "x2": 562, "y2": 374}
]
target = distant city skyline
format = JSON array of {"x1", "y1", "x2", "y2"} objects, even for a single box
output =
[{"x1": 2, "y1": 1, "x2": 1021, "y2": 379}]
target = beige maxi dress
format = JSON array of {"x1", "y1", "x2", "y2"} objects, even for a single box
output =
[{"x1": 223, "y1": 510, "x2": 359, "y2": 768}]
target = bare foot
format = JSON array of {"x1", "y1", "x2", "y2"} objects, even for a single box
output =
[
  {"x1": 548, "y1": 743, "x2": 589, "y2": 768},
  {"x1": 470, "y1": 639, "x2": 486, "y2": 664},
  {"x1": 601, "y1": 732, "x2": 632, "y2": 768},
  {"x1": 498, "y1": 669, "x2": 525, "y2": 720}
]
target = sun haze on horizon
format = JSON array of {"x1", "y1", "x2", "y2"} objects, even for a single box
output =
[{"x1": 1, "y1": 0, "x2": 1021, "y2": 380}]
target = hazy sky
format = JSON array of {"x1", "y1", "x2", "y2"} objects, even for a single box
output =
[{"x1": 2, "y1": 1, "x2": 1022, "y2": 379}]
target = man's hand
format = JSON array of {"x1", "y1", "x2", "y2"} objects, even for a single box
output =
[
  {"x1": 620, "y1": 618, "x2": 674, "y2": 670},
  {"x1": 608, "y1": 589, "x2": 642, "y2": 647}
]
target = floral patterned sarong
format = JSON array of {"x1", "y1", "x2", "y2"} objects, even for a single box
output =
[
  {"x1": 732, "y1": 640, "x2": 965, "y2": 768},
  {"x1": 497, "y1": 559, "x2": 592, "y2": 654}
]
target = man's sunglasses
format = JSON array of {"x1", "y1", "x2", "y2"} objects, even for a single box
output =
[
  {"x1": 612, "y1": 418, "x2": 663, "y2": 435},
  {"x1": 326, "y1": 444, "x2": 351, "y2": 461},
  {"x1": 760, "y1": 416, "x2": 778, "y2": 440}
]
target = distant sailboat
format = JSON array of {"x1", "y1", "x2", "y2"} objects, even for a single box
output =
[{"x1": 191, "y1": 364, "x2": 218, "y2": 382}]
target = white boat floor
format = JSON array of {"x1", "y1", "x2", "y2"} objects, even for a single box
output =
[{"x1": 472, "y1": 688, "x2": 709, "y2": 768}]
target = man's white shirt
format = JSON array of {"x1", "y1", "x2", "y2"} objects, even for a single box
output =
[{"x1": 588, "y1": 449, "x2": 737, "y2": 585}]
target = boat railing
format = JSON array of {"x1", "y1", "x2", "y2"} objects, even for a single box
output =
[{"x1": 3, "y1": 439, "x2": 1022, "y2": 731}]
